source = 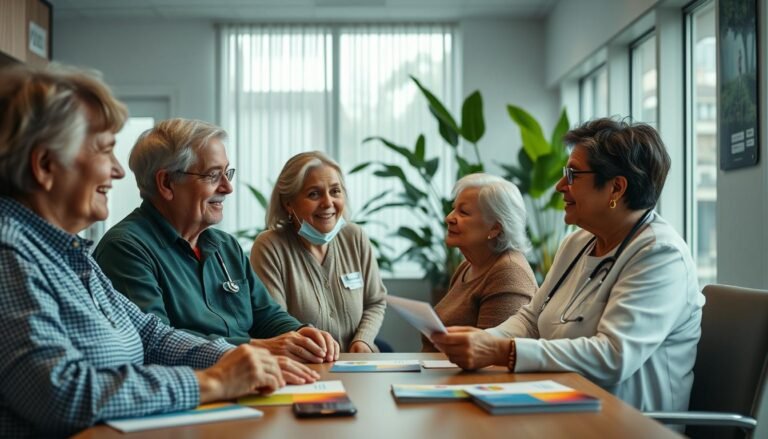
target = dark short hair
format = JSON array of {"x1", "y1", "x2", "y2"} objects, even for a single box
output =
[{"x1": 564, "y1": 117, "x2": 670, "y2": 210}]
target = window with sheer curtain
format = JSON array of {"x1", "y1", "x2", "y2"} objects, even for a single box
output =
[{"x1": 219, "y1": 24, "x2": 456, "y2": 278}]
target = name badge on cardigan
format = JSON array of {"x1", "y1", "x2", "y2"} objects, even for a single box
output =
[{"x1": 341, "y1": 272, "x2": 363, "y2": 289}]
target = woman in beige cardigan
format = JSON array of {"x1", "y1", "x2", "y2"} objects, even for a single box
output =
[
  {"x1": 250, "y1": 151, "x2": 386, "y2": 353},
  {"x1": 422, "y1": 173, "x2": 537, "y2": 351}
]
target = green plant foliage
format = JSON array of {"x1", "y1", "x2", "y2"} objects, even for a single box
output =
[
  {"x1": 501, "y1": 107, "x2": 571, "y2": 280},
  {"x1": 352, "y1": 77, "x2": 484, "y2": 289}
]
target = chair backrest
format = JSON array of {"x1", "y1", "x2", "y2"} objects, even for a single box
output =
[{"x1": 688, "y1": 284, "x2": 768, "y2": 439}]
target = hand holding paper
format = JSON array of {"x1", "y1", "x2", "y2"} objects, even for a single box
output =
[{"x1": 385, "y1": 295, "x2": 446, "y2": 338}]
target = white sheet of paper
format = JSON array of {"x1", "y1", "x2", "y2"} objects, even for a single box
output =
[
  {"x1": 386, "y1": 295, "x2": 447, "y2": 338},
  {"x1": 420, "y1": 360, "x2": 459, "y2": 369},
  {"x1": 269, "y1": 380, "x2": 346, "y2": 395},
  {"x1": 107, "y1": 405, "x2": 262, "y2": 433}
]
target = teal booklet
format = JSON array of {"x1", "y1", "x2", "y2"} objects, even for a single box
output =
[
  {"x1": 391, "y1": 384, "x2": 472, "y2": 402},
  {"x1": 330, "y1": 360, "x2": 421, "y2": 373},
  {"x1": 465, "y1": 380, "x2": 601, "y2": 415}
]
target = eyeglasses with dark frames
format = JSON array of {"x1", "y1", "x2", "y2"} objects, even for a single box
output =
[
  {"x1": 562, "y1": 167, "x2": 597, "y2": 185},
  {"x1": 177, "y1": 168, "x2": 236, "y2": 185}
]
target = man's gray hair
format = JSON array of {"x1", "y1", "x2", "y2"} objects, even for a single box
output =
[
  {"x1": 129, "y1": 118, "x2": 227, "y2": 199},
  {"x1": 452, "y1": 173, "x2": 531, "y2": 254}
]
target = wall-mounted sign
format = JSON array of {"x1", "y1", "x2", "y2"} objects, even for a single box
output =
[{"x1": 29, "y1": 21, "x2": 47, "y2": 58}]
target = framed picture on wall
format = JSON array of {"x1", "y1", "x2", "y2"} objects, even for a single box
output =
[{"x1": 717, "y1": 0, "x2": 759, "y2": 170}]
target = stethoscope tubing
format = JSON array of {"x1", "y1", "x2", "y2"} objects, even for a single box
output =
[
  {"x1": 214, "y1": 251, "x2": 240, "y2": 294},
  {"x1": 542, "y1": 208, "x2": 654, "y2": 323}
]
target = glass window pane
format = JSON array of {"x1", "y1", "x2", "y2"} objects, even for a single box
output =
[
  {"x1": 579, "y1": 65, "x2": 608, "y2": 122},
  {"x1": 631, "y1": 34, "x2": 657, "y2": 125},
  {"x1": 688, "y1": 2, "x2": 717, "y2": 286}
]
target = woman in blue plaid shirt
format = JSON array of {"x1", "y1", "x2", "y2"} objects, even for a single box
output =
[{"x1": 0, "y1": 65, "x2": 287, "y2": 437}]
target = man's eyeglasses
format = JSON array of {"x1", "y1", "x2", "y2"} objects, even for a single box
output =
[
  {"x1": 562, "y1": 167, "x2": 597, "y2": 185},
  {"x1": 177, "y1": 168, "x2": 236, "y2": 185}
]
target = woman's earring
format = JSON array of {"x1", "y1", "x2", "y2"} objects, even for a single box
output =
[
  {"x1": 288, "y1": 212, "x2": 293, "y2": 222},
  {"x1": 609, "y1": 199, "x2": 617, "y2": 209}
]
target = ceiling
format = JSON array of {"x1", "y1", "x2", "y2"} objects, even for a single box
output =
[{"x1": 49, "y1": 0, "x2": 559, "y2": 22}]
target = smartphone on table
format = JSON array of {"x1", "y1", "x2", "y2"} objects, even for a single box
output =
[{"x1": 293, "y1": 399, "x2": 357, "y2": 418}]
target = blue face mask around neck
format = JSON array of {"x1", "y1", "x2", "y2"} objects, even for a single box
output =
[{"x1": 297, "y1": 216, "x2": 346, "y2": 245}]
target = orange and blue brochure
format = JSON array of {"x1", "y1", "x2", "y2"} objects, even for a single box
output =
[
  {"x1": 330, "y1": 360, "x2": 421, "y2": 372},
  {"x1": 106, "y1": 403, "x2": 262, "y2": 432},
  {"x1": 465, "y1": 380, "x2": 601, "y2": 415},
  {"x1": 238, "y1": 380, "x2": 349, "y2": 407}
]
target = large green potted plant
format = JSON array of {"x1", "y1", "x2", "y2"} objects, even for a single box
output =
[
  {"x1": 351, "y1": 76, "x2": 485, "y2": 299},
  {"x1": 353, "y1": 77, "x2": 571, "y2": 293}
]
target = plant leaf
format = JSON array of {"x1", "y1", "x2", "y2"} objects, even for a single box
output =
[
  {"x1": 507, "y1": 105, "x2": 550, "y2": 160},
  {"x1": 415, "y1": 135, "x2": 426, "y2": 161},
  {"x1": 364, "y1": 136, "x2": 418, "y2": 167},
  {"x1": 549, "y1": 108, "x2": 570, "y2": 150},
  {"x1": 545, "y1": 190, "x2": 565, "y2": 210},
  {"x1": 411, "y1": 76, "x2": 460, "y2": 147},
  {"x1": 423, "y1": 157, "x2": 439, "y2": 180},
  {"x1": 245, "y1": 184, "x2": 268, "y2": 209},
  {"x1": 430, "y1": 107, "x2": 460, "y2": 147},
  {"x1": 349, "y1": 161, "x2": 373, "y2": 174},
  {"x1": 460, "y1": 91, "x2": 485, "y2": 143},
  {"x1": 395, "y1": 226, "x2": 430, "y2": 247}
]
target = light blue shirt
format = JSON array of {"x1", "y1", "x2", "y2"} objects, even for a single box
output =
[{"x1": 0, "y1": 197, "x2": 232, "y2": 437}]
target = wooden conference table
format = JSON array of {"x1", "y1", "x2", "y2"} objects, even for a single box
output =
[{"x1": 74, "y1": 353, "x2": 681, "y2": 439}]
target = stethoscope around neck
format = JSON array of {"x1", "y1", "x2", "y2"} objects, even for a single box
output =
[
  {"x1": 214, "y1": 251, "x2": 240, "y2": 294},
  {"x1": 540, "y1": 208, "x2": 654, "y2": 323}
]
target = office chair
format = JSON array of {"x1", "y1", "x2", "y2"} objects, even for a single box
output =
[{"x1": 645, "y1": 284, "x2": 768, "y2": 439}]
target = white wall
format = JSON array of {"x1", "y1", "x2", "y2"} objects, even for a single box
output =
[
  {"x1": 545, "y1": 0, "x2": 659, "y2": 86},
  {"x1": 460, "y1": 19, "x2": 559, "y2": 175},
  {"x1": 53, "y1": 19, "x2": 217, "y2": 123},
  {"x1": 717, "y1": 0, "x2": 768, "y2": 289}
]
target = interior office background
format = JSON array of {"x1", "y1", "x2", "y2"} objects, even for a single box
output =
[{"x1": 47, "y1": 0, "x2": 768, "y2": 351}]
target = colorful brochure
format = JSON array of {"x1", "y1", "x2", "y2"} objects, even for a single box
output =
[
  {"x1": 330, "y1": 360, "x2": 421, "y2": 373},
  {"x1": 238, "y1": 380, "x2": 349, "y2": 407},
  {"x1": 465, "y1": 380, "x2": 601, "y2": 415},
  {"x1": 391, "y1": 384, "x2": 472, "y2": 402},
  {"x1": 106, "y1": 403, "x2": 262, "y2": 433}
]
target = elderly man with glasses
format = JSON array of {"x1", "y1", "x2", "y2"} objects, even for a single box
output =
[{"x1": 94, "y1": 119, "x2": 339, "y2": 383}]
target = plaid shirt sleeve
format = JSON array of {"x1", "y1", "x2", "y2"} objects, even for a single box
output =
[
  {"x1": 111, "y1": 281, "x2": 235, "y2": 368},
  {"x1": 0, "y1": 243, "x2": 228, "y2": 435}
]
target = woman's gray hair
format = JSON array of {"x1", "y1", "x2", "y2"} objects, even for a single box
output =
[
  {"x1": 129, "y1": 118, "x2": 227, "y2": 199},
  {"x1": 452, "y1": 173, "x2": 530, "y2": 254},
  {"x1": 0, "y1": 64, "x2": 127, "y2": 196},
  {"x1": 266, "y1": 151, "x2": 349, "y2": 230}
]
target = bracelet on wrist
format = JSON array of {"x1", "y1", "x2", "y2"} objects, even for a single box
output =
[{"x1": 507, "y1": 339, "x2": 517, "y2": 372}]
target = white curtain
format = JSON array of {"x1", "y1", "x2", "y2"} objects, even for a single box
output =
[{"x1": 219, "y1": 23, "x2": 456, "y2": 278}]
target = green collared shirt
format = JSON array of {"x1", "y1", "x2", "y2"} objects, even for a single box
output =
[{"x1": 94, "y1": 201, "x2": 301, "y2": 345}]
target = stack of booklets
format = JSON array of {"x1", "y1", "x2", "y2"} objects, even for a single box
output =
[
  {"x1": 391, "y1": 380, "x2": 600, "y2": 415},
  {"x1": 465, "y1": 380, "x2": 601, "y2": 415}
]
